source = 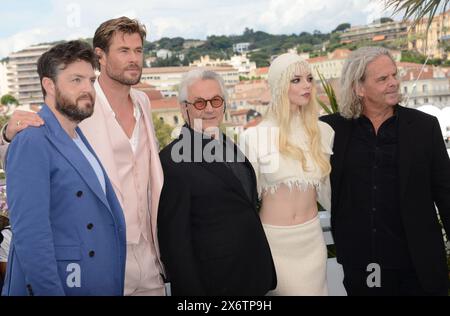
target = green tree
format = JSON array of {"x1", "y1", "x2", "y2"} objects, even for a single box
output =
[
  {"x1": 401, "y1": 50, "x2": 427, "y2": 63},
  {"x1": 297, "y1": 43, "x2": 313, "y2": 53},
  {"x1": 332, "y1": 23, "x2": 351, "y2": 33},
  {"x1": 151, "y1": 55, "x2": 183, "y2": 67},
  {"x1": 1, "y1": 94, "x2": 18, "y2": 106},
  {"x1": 157, "y1": 37, "x2": 185, "y2": 51},
  {"x1": 236, "y1": 29, "x2": 272, "y2": 43},
  {"x1": 298, "y1": 32, "x2": 314, "y2": 44},
  {"x1": 152, "y1": 114, "x2": 174, "y2": 151},
  {"x1": 143, "y1": 40, "x2": 156, "y2": 54},
  {"x1": 248, "y1": 50, "x2": 271, "y2": 67},
  {"x1": 378, "y1": 17, "x2": 394, "y2": 23},
  {"x1": 205, "y1": 35, "x2": 233, "y2": 50}
]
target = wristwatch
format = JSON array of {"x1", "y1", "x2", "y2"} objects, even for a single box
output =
[{"x1": 1, "y1": 124, "x2": 11, "y2": 144}]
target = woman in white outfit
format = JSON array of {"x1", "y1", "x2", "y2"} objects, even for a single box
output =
[{"x1": 241, "y1": 53, "x2": 334, "y2": 296}]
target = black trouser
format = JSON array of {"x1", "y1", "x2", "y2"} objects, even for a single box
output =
[{"x1": 342, "y1": 266, "x2": 447, "y2": 296}]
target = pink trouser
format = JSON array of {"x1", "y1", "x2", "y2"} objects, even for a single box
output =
[{"x1": 125, "y1": 235, "x2": 165, "y2": 296}]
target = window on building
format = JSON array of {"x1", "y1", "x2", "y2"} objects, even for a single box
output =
[
  {"x1": 424, "y1": 97, "x2": 429, "y2": 103},
  {"x1": 423, "y1": 84, "x2": 428, "y2": 92},
  {"x1": 404, "y1": 86, "x2": 408, "y2": 94},
  {"x1": 174, "y1": 116, "x2": 179, "y2": 125},
  {"x1": 159, "y1": 117, "x2": 164, "y2": 123}
]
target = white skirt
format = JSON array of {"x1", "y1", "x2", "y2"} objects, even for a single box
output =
[{"x1": 263, "y1": 215, "x2": 328, "y2": 296}]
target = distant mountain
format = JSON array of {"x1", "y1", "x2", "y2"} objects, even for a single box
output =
[
  {"x1": 36, "y1": 28, "x2": 333, "y2": 67},
  {"x1": 36, "y1": 20, "x2": 438, "y2": 68}
]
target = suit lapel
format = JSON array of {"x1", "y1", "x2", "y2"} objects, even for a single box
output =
[
  {"x1": 40, "y1": 106, "x2": 111, "y2": 212},
  {"x1": 397, "y1": 106, "x2": 414, "y2": 203},
  {"x1": 80, "y1": 80, "x2": 123, "y2": 199},
  {"x1": 331, "y1": 117, "x2": 353, "y2": 209},
  {"x1": 224, "y1": 134, "x2": 256, "y2": 205},
  {"x1": 245, "y1": 157, "x2": 258, "y2": 204},
  {"x1": 134, "y1": 92, "x2": 165, "y2": 270}
]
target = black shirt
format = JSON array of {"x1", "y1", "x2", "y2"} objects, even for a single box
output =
[{"x1": 340, "y1": 111, "x2": 413, "y2": 269}]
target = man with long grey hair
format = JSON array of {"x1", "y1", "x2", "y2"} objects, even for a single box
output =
[
  {"x1": 321, "y1": 46, "x2": 450, "y2": 296},
  {"x1": 157, "y1": 68, "x2": 276, "y2": 295}
]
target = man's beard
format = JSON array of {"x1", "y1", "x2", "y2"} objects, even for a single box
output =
[
  {"x1": 106, "y1": 63, "x2": 142, "y2": 86},
  {"x1": 55, "y1": 87, "x2": 94, "y2": 123}
]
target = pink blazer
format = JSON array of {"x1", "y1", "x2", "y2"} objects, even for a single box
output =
[{"x1": 79, "y1": 80, "x2": 164, "y2": 270}]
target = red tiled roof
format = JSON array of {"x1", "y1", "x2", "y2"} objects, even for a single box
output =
[
  {"x1": 230, "y1": 109, "x2": 250, "y2": 116},
  {"x1": 255, "y1": 67, "x2": 269, "y2": 75},
  {"x1": 150, "y1": 97, "x2": 180, "y2": 110},
  {"x1": 133, "y1": 82, "x2": 164, "y2": 100},
  {"x1": 307, "y1": 56, "x2": 327, "y2": 63},
  {"x1": 133, "y1": 82, "x2": 157, "y2": 89},
  {"x1": 397, "y1": 62, "x2": 423, "y2": 69},
  {"x1": 329, "y1": 49, "x2": 351, "y2": 59},
  {"x1": 232, "y1": 80, "x2": 271, "y2": 104},
  {"x1": 372, "y1": 35, "x2": 386, "y2": 41},
  {"x1": 142, "y1": 66, "x2": 237, "y2": 74},
  {"x1": 401, "y1": 67, "x2": 434, "y2": 81},
  {"x1": 145, "y1": 90, "x2": 164, "y2": 100},
  {"x1": 308, "y1": 49, "x2": 351, "y2": 63}
]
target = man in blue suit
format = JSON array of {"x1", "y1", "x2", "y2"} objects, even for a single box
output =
[{"x1": 2, "y1": 41, "x2": 127, "y2": 296}]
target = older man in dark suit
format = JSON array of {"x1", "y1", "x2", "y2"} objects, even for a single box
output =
[
  {"x1": 157, "y1": 69, "x2": 276, "y2": 296},
  {"x1": 321, "y1": 46, "x2": 450, "y2": 296}
]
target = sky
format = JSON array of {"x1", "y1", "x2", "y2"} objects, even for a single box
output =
[{"x1": 0, "y1": 0, "x2": 399, "y2": 58}]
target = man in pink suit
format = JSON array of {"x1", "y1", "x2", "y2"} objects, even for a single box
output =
[
  {"x1": 83, "y1": 17, "x2": 166, "y2": 296},
  {"x1": 1, "y1": 17, "x2": 166, "y2": 296}
]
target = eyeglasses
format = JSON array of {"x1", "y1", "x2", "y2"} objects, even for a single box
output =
[{"x1": 184, "y1": 96, "x2": 225, "y2": 110}]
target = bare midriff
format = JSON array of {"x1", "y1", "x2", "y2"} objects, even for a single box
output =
[{"x1": 259, "y1": 183, "x2": 318, "y2": 226}]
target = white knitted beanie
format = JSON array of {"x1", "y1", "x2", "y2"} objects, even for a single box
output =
[{"x1": 268, "y1": 53, "x2": 308, "y2": 90}]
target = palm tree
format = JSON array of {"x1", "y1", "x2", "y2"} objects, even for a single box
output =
[
  {"x1": 316, "y1": 71, "x2": 339, "y2": 114},
  {"x1": 385, "y1": 0, "x2": 449, "y2": 28}
]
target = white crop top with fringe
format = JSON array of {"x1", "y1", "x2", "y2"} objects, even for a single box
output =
[{"x1": 240, "y1": 117, "x2": 335, "y2": 211}]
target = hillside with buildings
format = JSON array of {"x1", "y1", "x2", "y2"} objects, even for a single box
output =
[
  {"x1": 145, "y1": 14, "x2": 450, "y2": 68},
  {"x1": 1, "y1": 11, "x2": 450, "y2": 145}
]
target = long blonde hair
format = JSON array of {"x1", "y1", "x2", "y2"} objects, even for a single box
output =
[{"x1": 266, "y1": 61, "x2": 331, "y2": 176}]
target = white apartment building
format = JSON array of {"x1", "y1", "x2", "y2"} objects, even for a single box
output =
[
  {"x1": 141, "y1": 66, "x2": 240, "y2": 97},
  {"x1": 340, "y1": 20, "x2": 409, "y2": 46},
  {"x1": 233, "y1": 42, "x2": 251, "y2": 54},
  {"x1": 156, "y1": 49, "x2": 173, "y2": 60},
  {"x1": 7, "y1": 45, "x2": 52, "y2": 106},
  {"x1": 308, "y1": 49, "x2": 351, "y2": 80},
  {"x1": 400, "y1": 67, "x2": 450, "y2": 109},
  {"x1": 190, "y1": 55, "x2": 256, "y2": 76},
  {"x1": 308, "y1": 49, "x2": 401, "y2": 80},
  {"x1": 228, "y1": 55, "x2": 256, "y2": 76},
  {"x1": 0, "y1": 61, "x2": 9, "y2": 97}
]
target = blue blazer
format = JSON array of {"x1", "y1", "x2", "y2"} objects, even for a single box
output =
[{"x1": 2, "y1": 105, "x2": 127, "y2": 296}]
